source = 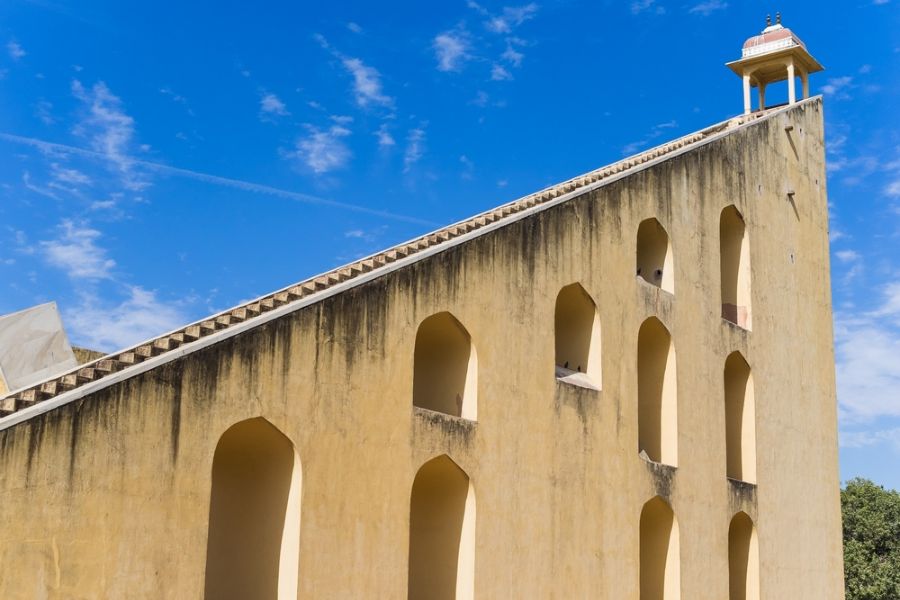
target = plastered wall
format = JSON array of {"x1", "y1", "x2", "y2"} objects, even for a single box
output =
[{"x1": 0, "y1": 99, "x2": 843, "y2": 599}]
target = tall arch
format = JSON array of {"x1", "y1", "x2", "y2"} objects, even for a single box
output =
[
  {"x1": 640, "y1": 496, "x2": 681, "y2": 600},
  {"x1": 720, "y1": 206, "x2": 752, "y2": 329},
  {"x1": 204, "y1": 418, "x2": 302, "y2": 600},
  {"x1": 724, "y1": 352, "x2": 756, "y2": 483},
  {"x1": 413, "y1": 312, "x2": 478, "y2": 420},
  {"x1": 408, "y1": 455, "x2": 476, "y2": 600},
  {"x1": 728, "y1": 512, "x2": 760, "y2": 600},
  {"x1": 636, "y1": 218, "x2": 675, "y2": 293},
  {"x1": 554, "y1": 282, "x2": 602, "y2": 386},
  {"x1": 638, "y1": 317, "x2": 678, "y2": 466}
]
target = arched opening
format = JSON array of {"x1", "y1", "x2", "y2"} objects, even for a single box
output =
[
  {"x1": 408, "y1": 455, "x2": 476, "y2": 600},
  {"x1": 638, "y1": 318, "x2": 678, "y2": 466},
  {"x1": 728, "y1": 512, "x2": 760, "y2": 600},
  {"x1": 724, "y1": 352, "x2": 756, "y2": 483},
  {"x1": 204, "y1": 418, "x2": 301, "y2": 600},
  {"x1": 640, "y1": 496, "x2": 681, "y2": 600},
  {"x1": 554, "y1": 283, "x2": 602, "y2": 387},
  {"x1": 636, "y1": 218, "x2": 675, "y2": 293},
  {"x1": 413, "y1": 312, "x2": 477, "y2": 420},
  {"x1": 720, "y1": 206, "x2": 752, "y2": 329}
]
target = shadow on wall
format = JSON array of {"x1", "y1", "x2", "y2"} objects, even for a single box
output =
[
  {"x1": 204, "y1": 418, "x2": 302, "y2": 600},
  {"x1": 408, "y1": 455, "x2": 476, "y2": 600},
  {"x1": 413, "y1": 313, "x2": 478, "y2": 420}
]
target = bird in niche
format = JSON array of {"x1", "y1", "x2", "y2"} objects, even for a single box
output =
[{"x1": 564, "y1": 361, "x2": 569, "y2": 369}]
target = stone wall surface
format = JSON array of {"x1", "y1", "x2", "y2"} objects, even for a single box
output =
[{"x1": 0, "y1": 99, "x2": 843, "y2": 599}]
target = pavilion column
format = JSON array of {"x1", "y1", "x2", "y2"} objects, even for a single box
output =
[
  {"x1": 786, "y1": 59, "x2": 796, "y2": 104},
  {"x1": 758, "y1": 83, "x2": 766, "y2": 111},
  {"x1": 743, "y1": 73, "x2": 752, "y2": 114},
  {"x1": 801, "y1": 69, "x2": 809, "y2": 99}
]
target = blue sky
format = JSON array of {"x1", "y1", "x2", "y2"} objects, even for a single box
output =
[{"x1": 1, "y1": 0, "x2": 898, "y2": 488}]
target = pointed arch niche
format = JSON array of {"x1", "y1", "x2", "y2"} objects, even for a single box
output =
[
  {"x1": 636, "y1": 218, "x2": 675, "y2": 293},
  {"x1": 413, "y1": 312, "x2": 478, "y2": 420},
  {"x1": 554, "y1": 283, "x2": 602, "y2": 388},
  {"x1": 204, "y1": 418, "x2": 302, "y2": 600},
  {"x1": 724, "y1": 352, "x2": 756, "y2": 483},
  {"x1": 638, "y1": 317, "x2": 678, "y2": 466},
  {"x1": 728, "y1": 512, "x2": 760, "y2": 600},
  {"x1": 408, "y1": 455, "x2": 476, "y2": 600},
  {"x1": 640, "y1": 496, "x2": 681, "y2": 600},
  {"x1": 720, "y1": 206, "x2": 752, "y2": 329}
]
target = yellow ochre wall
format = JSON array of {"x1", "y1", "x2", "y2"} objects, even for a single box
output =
[{"x1": 0, "y1": 99, "x2": 843, "y2": 599}]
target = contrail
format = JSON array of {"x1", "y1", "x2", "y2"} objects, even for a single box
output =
[{"x1": 0, "y1": 132, "x2": 439, "y2": 227}]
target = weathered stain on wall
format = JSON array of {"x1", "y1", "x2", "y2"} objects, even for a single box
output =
[{"x1": 0, "y1": 99, "x2": 843, "y2": 599}]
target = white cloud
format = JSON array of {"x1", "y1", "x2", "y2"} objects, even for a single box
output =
[
  {"x1": 34, "y1": 99, "x2": 54, "y2": 125},
  {"x1": 491, "y1": 64, "x2": 513, "y2": 81},
  {"x1": 376, "y1": 123, "x2": 395, "y2": 147},
  {"x1": 7, "y1": 41, "x2": 25, "y2": 60},
  {"x1": 836, "y1": 283, "x2": 900, "y2": 423},
  {"x1": 482, "y1": 3, "x2": 539, "y2": 33},
  {"x1": 347, "y1": 22, "x2": 363, "y2": 33},
  {"x1": 259, "y1": 92, "x2": 290, "y2": 118},
  {"x1": 294, "y1": 124, "x2": 352, "y2": 174},
  {"x1": 502, "y1": 43, "x2": 524, "y2": 67},
  {"x1": 64, "y1": 286, "x2": 189, "y2": 351},
  {"x1": 688, "y1": 1, "x2": 727, "y2": 16},
  {"x1": 342, "y1": 57, "x2": 393, "y2": 108},
  {"x1": 434, "y1": 32, "x2": 470, "y2": 72},
  {"x1": 835, "y1": 249, "x2": 860, "y2": 263},
  {"x1": 821, "y1": 76, "x2": 853, "y2": 99},
  {"x1": 3, "y1": 131, "x2": 436, "y2": 226},
  {"x1": 885, "y1": 179, "x2": 900, "y2": 197},
  {"x1": 403, "y1": 128, "x2": 426, "y2": 172},
  {"x1": 840, "y1": 428, "x2": 900, "y2": 450},
  {"x1": 40, "y1": 220, "x2": 116, "y2": 280},
  {"x1": 497, "y1": 179, "x2": 508, "y2": 188},
  {"x1": 71, "y1": 80, "x2": 147, "y2": 191},
  {"x1": 631, "y1": 0, "x2": 665, "y2": 15}
]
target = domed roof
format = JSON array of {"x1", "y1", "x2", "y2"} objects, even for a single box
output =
[{"x1": 741, "y1": 21, "x2": 807, "y2": 58}]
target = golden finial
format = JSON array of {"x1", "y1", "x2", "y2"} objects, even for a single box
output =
[
  {"x1": 776, "y1": 12, "x2": 782, "y2": 25},
  {"x1": 766, "y1": 14, "x2": 772, "y2": 27}
]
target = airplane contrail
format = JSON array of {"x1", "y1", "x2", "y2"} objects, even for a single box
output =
[{"x1": 0, "y1": 132, "x2": 439, "y2": 227}]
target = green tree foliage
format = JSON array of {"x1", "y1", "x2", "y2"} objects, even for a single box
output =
[{"x1": 842, "y1": 478, "x2": 900, "y2": 600}]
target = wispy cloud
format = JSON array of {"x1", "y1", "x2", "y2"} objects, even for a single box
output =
[
  {"x1": 840, "y1": 428, "x2": 900, "y2": 451},
  {"x1": 821, "y1": 76, "x2": 854, "y2": 99},
  {"x1": 375, "y1": 123, "x2": 396, "y2": 147},
  {"x1": 7, "y1": 41, "x2": 25, "y2": 60},
  {"x1": 467, "y1": 2, "x2": 539, "y2": 33},
  {"x1": 836, "y1": 282, "x2": 900, "y2": 423},
  {"x1": 34, "y1": 99, "x2": 55, "y2": 125},
  {"x1": 259, "y1": 92, "x2": 290, "y2": 119},
  {"x1": 433, "y1": 31, "x2": 470, "y2": 72},
  {"x1": 159, "y1": 87, "x2": 194, "y2": 116},
  {"x1": 342, "y1": 57, "x2": 393, "y2": 108},
  {"x1": 491, "y1": 64, "x2": 513, "y2": 81},
  {"x1": 293, "y1": 122, "x2": 353, "y2": 174},
  {"x1": 40, "y1": 220, "x2": 116, "y2": 280},
  {"x1": 64, "y1": 286, "x2": 189, "y2": 351},
  {"x1": 404, "y1": 127, "x2": 426, "y2": 172},
  {"x1": 71, "y1": 80, "x2": 148, "y2": 191},
  {"x1": 51, "y1": 163, "x2": 92, "y2": 186},
  {"x1": 316, "y1": 35, "x2": 393, "y2": 109},
  {"x1": 347, "y1": 22, "x2": 363, "y2": 34},
  {"x1": 1, "y1": 132, "x2": 437, "y2": 226},
  {"x1": 622, "y1": 120, "x2": 678, "y2": 154},
  {"x1": 630, "y1": 0, "x2": 665, "y2": 15},
  {"x1": 688, "y1": 1, "x2": 727, "y2": 16}
]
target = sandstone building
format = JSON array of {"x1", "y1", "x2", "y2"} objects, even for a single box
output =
[{"x1": 0, "y1": 20, "x2": 843, "y2": 600}]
